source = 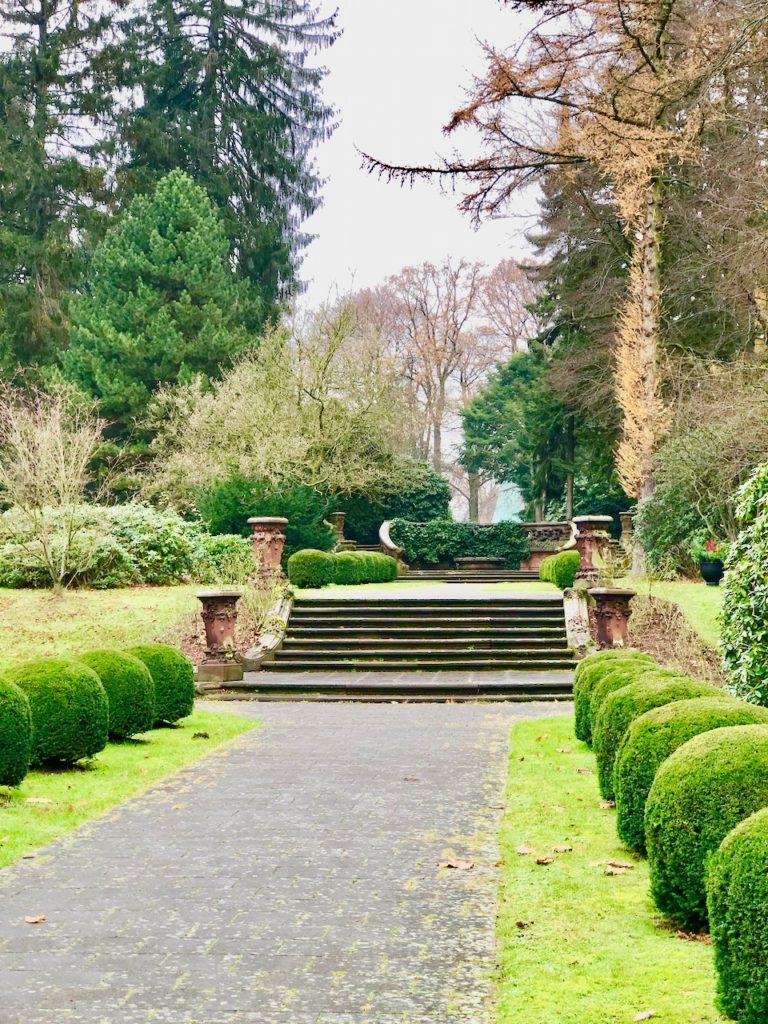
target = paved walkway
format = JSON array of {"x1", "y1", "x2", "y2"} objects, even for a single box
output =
[{"x1": 0, "y1": 701, "x2": 567, "y2": 1024}]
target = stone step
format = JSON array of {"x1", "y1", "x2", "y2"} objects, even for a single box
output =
[
  {"x1": 289, "y1": 616, "x2": 566, "y2": 630},
  {"x1": 275, "y1": 644, "x2": 570, "y2": 659},
  {"x1": 282, "y1": 636, "x2": 569, "y2": 650},
  {"x1": 265, "y1": 657, "x2": 575, "y2": 672},
  {"x1": 287, "y1": 625, "x2": 568, "y2": 638},
  {"x1": 214, "y1": 674, "x2": 573, "y2": 700}
]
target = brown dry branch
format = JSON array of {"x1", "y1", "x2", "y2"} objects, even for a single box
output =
[{"x1": 627, "y1": 593, "x2": 725, "y2": 686}]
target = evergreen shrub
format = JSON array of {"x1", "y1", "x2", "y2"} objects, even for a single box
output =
[
  {"x1": 196, "y1": 476, "x2": 335, "y2": 561},
  {"x1": 615, "y1": 698, "x2": 768, "y2": 853},
  {"x1": 646, "y1": 724, "x2": 768, "y2": 927},
  {"x1": 78, "y1": 650, "x2": 155, "y2": 738},
  {"x1": 287, "y1": 549, "x2": 398, "y2": 588},
  {"x1": 593, "y1": 675, "x2": 719, "y2": 800},
  {"x1": 0, "y1": 675, "x2": 32, "y2": 786},
  {"x1": 6, "y1": 658, "x2": 108, "y2": 764},
  {"x1": 191, "y1": 533, "x2": 254, "y2": 584},
  {"x1": 338, "y1": 464, "x2": 452, "y2": 544},
  {"x1": 722, "y1": 463, "x2": 768, "y2": 703},
  {"x1": 539, "y1": 550, "x2": 580, "y2": 589},
  {"x1": 707, "y1": 807, "x2": 768, "y2": 1023},
  {"x1": 126, "y1": 644, "x2": 194, "y2": 726},
  {"x1": 572, "y1": 650, "x2": 656, "y2": 744},
  {"x1": 389, "y1": 519, "x2": 529, "y2": 568},
  {"x1": 589, "y1": 665, "x2": 682, "y2": 741}
]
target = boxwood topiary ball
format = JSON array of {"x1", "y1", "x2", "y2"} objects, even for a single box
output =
[
  {"x1": 125, "y1": 644, "x2": 194, "y2": 725},
  {"x1": 588, "y1": 664, "x2": 680, "y2": 741},
  {"x1": 573, "y1": 650, "x2": 656, "y2": 744},
  {"x1": 593, "y1": 675, "x2": 719, "y2": 801},
  {"x1": 78, "y1": 649, "x2": 155, "y2": 739},
  {"x1": 6, "y1": 657, "x2": 108, "y2": 765},
  {"x1": 0, "y1": 675, "x2": 32, "y2": 786},
  {"x1": 707, "y1": 806, "x2": 768, "y2": 1023},
  {"x1": 646, "y1": 724, "x2": 768, "y2": 928},
  {"x1": 615, "y1": 698, "x2": 768, "y2": 854}
]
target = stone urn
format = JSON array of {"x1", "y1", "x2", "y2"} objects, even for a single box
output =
[
  {"x1": 196, "y1": 588, "x2": 244, "y2": 683},
  {"x1": 588, "y1": 587, "x2": 636, "y2": 649},
  {"x1": 619, "y1": 511, "x2": 635, "y2": 553},
  {"x1": 572, "y1": 515, "x2": 614, "y2": 579},
  {"x1": 248, "y1": 516, "x2": 289, "y2": 580},
  {"x1": 328, "y1": 511, "x2": 346, "y2": 540}
]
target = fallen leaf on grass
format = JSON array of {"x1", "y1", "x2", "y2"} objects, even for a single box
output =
[
  {"x1": 608, "y1": 860, "x2": 635, "y2": 870},
  {"x1": 576, "y1": 767, "x2": 593, "y2": 775},
  {"x1": 605, "y1": 865, "x2": 630, "y2": 876},
  {"x1": 25, "y1": 797, "x2": 53, "y2": 806},
  {"x1": 515, "y1": 920, "x2": 531, "y2": 929},
  {"x1": 517, "y1": 756, "x2": 525, "y2": 762},
  {"x1": 552, "y1": 844, "x2": 573, "y2": 853},
  {"x1": 634, "y1": 1012, "x2": 655, "y2": 1021},
  {"x1": 535, "y1": 856, "x2": 555, "y2": 865},
  {"x1": 600, "y1": 800, "x2": 616, "y2": 809},
  {"x1": 192, "y1": 731, "x2": 210, "y2": 740},
  {"x1": 516, "y1": 844, "x2": 534, "y2": 856},
  {"x1": 438, "y1": 859, "x2": 474, "y2": 870},
  {"x1": 556, "y1": 747, "x2": 573, "y2": 754},
  {"x1": 24, "y1": 915, "x2": 45, "y2": 925},
  {"x1": 676, "y1": 930, "x2": 713, "y2": 944},
  {"x1": 494, "y1": 860, "x2": 505, "y2": 867}
]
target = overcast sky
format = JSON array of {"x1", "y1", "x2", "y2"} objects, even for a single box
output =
[{"x1": 299, "y1": 0, "x2": 537, "y2": 306}]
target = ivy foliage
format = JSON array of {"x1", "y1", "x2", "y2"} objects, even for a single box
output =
[
  {"x1": 389, "y1": 520, "x2": 529, "y2": 568},
  {"x1": 722, "y1": 464, "x2": 768, "y2": 703}
]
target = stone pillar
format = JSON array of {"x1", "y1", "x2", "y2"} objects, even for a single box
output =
[
  {"x1": 196, "y1": 589, "x2": 243, "y2": 683},
  {"x1": 588, "y1": 587, "x2": 636, "y2": 649},
  {"x1": 619, "y1": 511, "x2": 635, "y2": 553},
  {"x1": 327, "y1": 511, "x2": 346, "y2": 542},
  {"x1": 248, "y1": 516, "x2": 289, "y2": 581},
  {"x1": 572, "y1": 515, "x2": 614, "y2": 579}
]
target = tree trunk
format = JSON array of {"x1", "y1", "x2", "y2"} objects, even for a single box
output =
[
  {"x1": 565, "y1": 414, "x2": 575, "y2": 520},
  {"x1": 432, "y1": 420, "x2": 442, "y2": 472},
  {"x1": 636, "y1": 171, "x2": 664, "y2": 502},
  {"x1": 468, "y1": 471, "x2": 480, "y2": 522}
]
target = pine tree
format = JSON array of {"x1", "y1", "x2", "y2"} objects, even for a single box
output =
[
  {"x1": 63, "y1": 170, "x2": 263, "y2": 446},
  {"x1": 0, "y1": 1, "x2": 111, "y2": 373},
  {"x1": 114, "y1": 0, "x2": 338, "y2": 309}
]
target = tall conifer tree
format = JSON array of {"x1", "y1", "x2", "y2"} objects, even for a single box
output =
[
  {"x1": 0, "y1": 1, "x2": 111, "y2": 372},
  {"x1": 115, "y1": 1, "x2": 338, "y2": 310}
]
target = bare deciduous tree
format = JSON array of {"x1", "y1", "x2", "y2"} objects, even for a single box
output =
[{"x1": 0, "y1": 386, "x2": 106, "y2": 593}]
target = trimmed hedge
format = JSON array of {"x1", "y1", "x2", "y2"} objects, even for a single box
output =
[
  {"x1": 573, "y1": 650, "x2": 655, "y2": 744},
  {"x1": 593, "y1": 674, "x2": 719, "y2": 800},
  {"x1": 588, "y1": 664, "x2": 679, "y2": 742},
  {"x1": 389, "y1": 519, "x2": 529, "y2": 568},
  {"x1": 0, "y1": 675, "x2": 32, "y2": 786},
  {"x1": 126, "y1": 644, "x2": 194, "y2": 726},
  {"x1": 707, "y1": 806, "x2": 768, "y2": 1023},
  {"x1": 287, "y1": 549, "x2": 398, "y2": 589},
  {"x1": 6, "y1": 657, "x2": 109, "y2": 765},
  {"x1": 539, "y1": 550, "x2": 580, "y2": 589},
  {"x1": 78, "y1": 649, "x2": 155, "y2": 739},
  {"x1": 646, "y1": 724, "x2": 768, "y2": 927},
  {"x1": 615, "y1": 697, "x2": 768, "y2": 853}
]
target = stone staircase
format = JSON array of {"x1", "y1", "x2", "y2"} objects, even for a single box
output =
[
  {"x1": 267, "y1": 594, "x2": 575, "y2": 674},
  {"x1": 404, "y1": 568, "x2": 540, "y2": 584}
]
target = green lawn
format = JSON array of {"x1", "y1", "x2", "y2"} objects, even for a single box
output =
[
  {"x1": 497, "y1": 716, "x2": 722, "y2": 1024},
  {"x1": 620, "y1": 578, "x2": 723, "y2": 649},
  {"x1": 0, "y1": 585, "x2": 199, "y2": 670},
  {"x1": 0, "y1": 708, "x2": 256, "y2": 869}
]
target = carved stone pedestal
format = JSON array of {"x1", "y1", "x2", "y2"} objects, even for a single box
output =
[
  {"x1": 619, "y1": 511, "x2": 635, "y2": 553},
  {"x1": 573, "y1": 514, "x2": 614, "y2": 580},
  {"x1": 519, "y1": 522, "x2": 572, "y2": 571},
  {"x1": 196, "y1": 589, "x2": 243, "y2": 683},
  {"x1": 248, "y1": 516, "x2": 289, "y2": 582},
  {"x1": 588, "y1": 587, "x2": 636, "y2": 649}
]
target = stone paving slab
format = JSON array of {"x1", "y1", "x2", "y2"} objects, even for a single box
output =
[{"x1": 0, "y1": 701, "x2": 569, "y2": 1024}]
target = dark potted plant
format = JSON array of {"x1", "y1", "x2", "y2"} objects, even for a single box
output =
[{"x1": 691, "y1": 538, "x2": 729, "y2": 587}]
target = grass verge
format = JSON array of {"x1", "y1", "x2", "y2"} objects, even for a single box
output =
[
  {"x1": 619, "y1": 578, "x2": 723, "y2": 649},
  {"x1": 0, "y1": 708, "x2": 256, "y2": 869},
  {"x1": 497, "y1": 716, "x2": 723, "y2": 1024},
  {"x1": 0, "y1": 585, "x2": 199, "y2": 669}
]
